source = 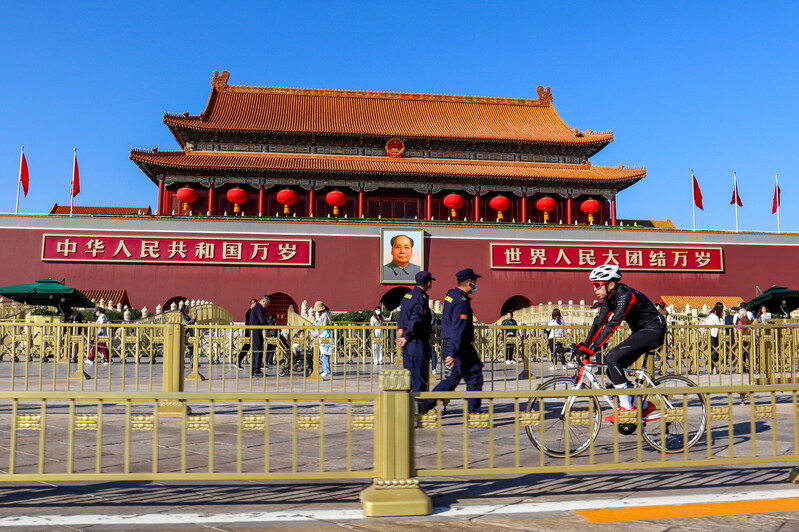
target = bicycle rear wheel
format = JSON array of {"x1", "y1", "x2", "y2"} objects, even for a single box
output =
[
  {"x1": 525, "y1": 377, "x2": 601, "y2": 458},
  {"x1": 641, "y1": 375, "x2": 707, "y2": 452}
]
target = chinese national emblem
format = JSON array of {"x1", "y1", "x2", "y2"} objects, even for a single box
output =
[{"x1": 385, "y1": 137, "x2": 405, "y2": 158}]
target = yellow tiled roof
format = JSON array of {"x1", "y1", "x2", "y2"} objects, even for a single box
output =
[{"x1": 163, "y1": 72, "x2": 614, "y2": 145}]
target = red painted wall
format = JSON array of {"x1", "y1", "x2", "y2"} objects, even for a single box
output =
[{"x1": 2, "y1": 217, "x2": 797, "y2": 321}]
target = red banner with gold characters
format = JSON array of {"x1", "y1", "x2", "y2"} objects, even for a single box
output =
[
  {"x1": 491, "y1": 243, "x2": 723, "y2": 272},
  {"x1": 42, "y1": 234, "x2": 312, "y2": 266}
]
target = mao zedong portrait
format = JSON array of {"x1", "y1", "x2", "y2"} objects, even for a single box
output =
[{"x1": 383, "y1": 234, "x2": 421, "y2": 281}]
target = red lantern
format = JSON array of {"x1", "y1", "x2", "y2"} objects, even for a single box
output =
[
  {"x1": 535, "y1": 196, "x2": 557, "y2": 222},
  {"x1": 276, "y1": 189, "x2": 298, "y2": 215},
  {"x1": 580, "y1": 198, "x2": 601, "y2": 224},
  {"x1": 325, "y1": 190, "x2": 347, "y2": 216},
  {"x1": 442, "y1": 193, "x2": 465, "y2": 218},
  {"x1": 226, "y1": 187, "x2": 248, "y2": 214},
  {"x1": 489, "y1": 195, "x2": 511, "y2": 221},
  {"x1": 176, "y1": 186, "x2": 198, "y2": 213}
]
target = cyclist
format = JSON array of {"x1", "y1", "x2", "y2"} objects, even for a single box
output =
[{"x1": 576, "y1": 264, "x2": 666, "y2": 421}]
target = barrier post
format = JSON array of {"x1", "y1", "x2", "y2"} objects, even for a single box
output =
[
  {"x1": 159, "y1": 323, "x2": 188, "y2": 417},
  {"x1": 360, "y1": 368, "x2": 431, "y2": 517}
]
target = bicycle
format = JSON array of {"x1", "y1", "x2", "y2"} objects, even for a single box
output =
[{"x1": 526, "y1": 344, "x2": 707, "y2": 458}]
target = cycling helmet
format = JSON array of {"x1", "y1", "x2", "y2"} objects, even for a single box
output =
[{"x1": 589, "y1": 264, "x2": 622, "y2": 282}]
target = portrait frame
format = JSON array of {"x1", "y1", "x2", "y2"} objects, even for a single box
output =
[{"x1": 380, "y1": 228, "x2": 425, "y2": 284}]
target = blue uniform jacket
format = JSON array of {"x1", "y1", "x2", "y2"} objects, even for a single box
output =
[
  {"x1": 397, "y1": 286, "x2": 431, "y2": 341},
  {"x1": 441, "y1": 287, "x2": 473, "y2": 356}
]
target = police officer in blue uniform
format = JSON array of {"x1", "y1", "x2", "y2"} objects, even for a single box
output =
[
  {"x1": 396, "y1": 270, "x2": 435, "y2": 394},
  {"x1": 419, "y1": 268, "x2": 484, "y2": 415}
]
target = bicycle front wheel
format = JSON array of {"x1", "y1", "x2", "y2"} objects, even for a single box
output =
[
  {"x1": 641, "y1": 375, "x2": 707, "y2": 452},
  {"x1": 525, "y1": 377, "x2": 601, "y2": 458}
]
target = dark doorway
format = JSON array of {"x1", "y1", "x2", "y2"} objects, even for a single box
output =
[
  {"x1": 381, "y1": 286, "x2": 412, "y2": 312},
  {"x1": 500, "y1": 295, "x2": 532, "y2": 316}
]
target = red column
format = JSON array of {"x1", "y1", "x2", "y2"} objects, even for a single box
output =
[
  {"x1": 566, "y1": 195, "x2": 573, "y2": 224},
  {"x1": 473, "y1": 193, "x2": 481, "y2": 221},
  {"x1": 207, "y1": 184, "x2": 215, "y2": 216},
  {"x1": 308, "y1": 188, "x2": 315, "y2": 217},
  {"x1": 358, "y1": 187, "x2": 365, "y2": 218},
  {"x1": 165, "y1": 190, "x2": 174, "y2": 215},
  {"x1": 157, "y1": 180, "x2": 165, "y2": 216},
  {"x1": 520, "y1": 193, "x2": 528, "y2": 222},
  {"x1": 610, "y1": 195, "x2": 617, "y2": 225},
  {"x1": 258, "y1": 186, "x2": 266, "y2": 216},
  {"x1": 426, "y1": 189, "x2": 433, "y2": 220}
]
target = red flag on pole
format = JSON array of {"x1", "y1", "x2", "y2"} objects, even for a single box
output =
[
  {"x1": 19, "y1": 152, "x2": 29, "y2": 197},
  {"x1": 71, "y1": 150, "x2": 80, "y2": 197},
  {"x1": 730, "y1": 181, "x2": 743, "y2": 207},
  {"x1": 692, "y1": 174, "x2": 703, "y2": 210},
  {"x1": 772, "y1": 183, "x2": 781, "y2": 214}
]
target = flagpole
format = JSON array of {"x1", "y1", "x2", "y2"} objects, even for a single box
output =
[
  {"x1": 15, "y1": 146, "x2": 23, "y2": 215},
  {"x1": 70, "y1": 148, "x2": 76, "y2": 217},
  {"x1": 776, "y1": 173, "x2": 781, "y2": 234},
  {"x1": 691, "y1": 169, "x2": 696, "y2": 231},
  {"x1": 733, "y1": 172, "x2": 739, "y2": 232}
]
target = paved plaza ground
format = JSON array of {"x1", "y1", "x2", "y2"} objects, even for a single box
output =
[{"x1": 1, "y1": 466, "x2": 799, "y2": 530}]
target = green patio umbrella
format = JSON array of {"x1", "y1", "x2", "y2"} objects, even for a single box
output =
[
  {"x1": 0, "y1": 279, "x2": 95, "y2": 309},
  {"x1": 745, "y1": 286, "x2": 799, "y2": 316}
]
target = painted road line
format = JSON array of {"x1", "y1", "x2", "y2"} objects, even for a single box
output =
[
  {"x1": 0, "y1": 488, "x2": 797, "y2": 526},
  {"x1": 578, "y1": 497, "x2": 799, "y2": 523}
]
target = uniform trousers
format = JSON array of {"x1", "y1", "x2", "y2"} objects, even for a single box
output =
[
  {"x1": 402, "y1": 338, "x2": 431, "y2": 393},
  {"x1": 421, "y1": 342, "x2": 484, "y2": 414}
]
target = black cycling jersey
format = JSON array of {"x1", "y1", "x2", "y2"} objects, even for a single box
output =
[{"x1": 585, "y1": 283, "x2": 666, "y2": 352}]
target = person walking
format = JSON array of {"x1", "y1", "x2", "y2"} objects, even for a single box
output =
[
  {"x1": 87, "y1": 307, "x2": 110, "y2": 365},
  {"x1": 419, "y1": 268, "x2": 484, "y2": 415},
  {"x1": 396, "y1": 271, "x2": 435, "y2": 395},
  {"x1": 370, "y1": 306, "x2": 385, "y2": 365},
  {"x1": 706, "y1": 302, "x2": 724, "y2": 373},
  {"x1": 235, "y1": 299, "x2": 257, "y2": 369},
  {"x1": 250, "y1": 295, "x2": 270, "y2": 376},
  {"x1": 265, "y1": 313, "x2": 278, "y2": 366}
]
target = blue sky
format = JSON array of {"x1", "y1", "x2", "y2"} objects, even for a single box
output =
[{"x1": 2, "y1": 1, "x2": 796, "y2": 232}]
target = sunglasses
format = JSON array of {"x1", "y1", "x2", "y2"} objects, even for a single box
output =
[{"x1": 592, "y1": 282, "x2": 607, "y2": 289}]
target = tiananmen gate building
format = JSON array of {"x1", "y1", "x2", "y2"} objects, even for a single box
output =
[{"x1": 2, "y1": 72, "x2": 797, "y2": 322}]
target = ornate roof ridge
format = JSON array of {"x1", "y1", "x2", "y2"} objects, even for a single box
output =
[{"x1": 209, "y1": 70, "x2": 557, "y2": 108}]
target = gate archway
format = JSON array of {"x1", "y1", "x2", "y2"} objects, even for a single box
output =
[{"x1": 500, "y1": 295, "x2": 532, "y2": 316}]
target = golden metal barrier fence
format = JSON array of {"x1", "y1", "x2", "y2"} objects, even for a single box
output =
[
  {"x1": 2, "y1": 321, "x2": 798, "y2": 393},
  {"x1": 2, "y1": 371, "x2": 799, "y2": 518}
]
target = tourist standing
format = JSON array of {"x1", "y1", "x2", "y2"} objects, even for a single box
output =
[
  {"x1": 370, "y1": 306, "x2": 385, "y2": 365},
  {"x1": 312, "y1": 301, "x2": 333, "y2": 378}
]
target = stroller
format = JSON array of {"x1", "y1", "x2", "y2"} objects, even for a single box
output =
[{"x1": 279, "y1": 331, "x2": 312, "y2": 377}]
